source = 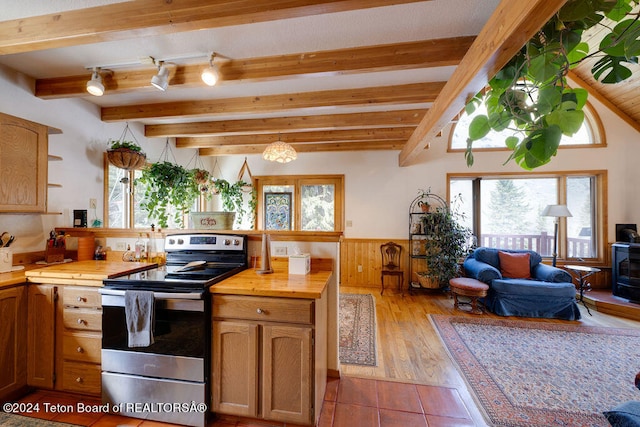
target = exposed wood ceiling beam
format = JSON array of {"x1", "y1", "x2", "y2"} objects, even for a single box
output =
[
  {"x1": 567, "y1": 71, "x2": 640, "y2": 134},
  {"x1": 199, "y1": 140, "x2": 407, "y2": 156},
  {"x1": 35, "y1": 38, "x2": 474, "y2": 99},
  {"x1": 176, "y1": 128, "x2": 415, "y2": 148},
  {"x1": 145, "y1": 109, "x2": 427, "y2": 137},
  {"x1": 101, "y1": 82, "x2": 443, "y2": 122},
  {"x1": 0, "y1": 0, "x2": 426, "y2": 55},
  {"x1": 398, "y1": 0, "x2": 569, "y2": 166}
]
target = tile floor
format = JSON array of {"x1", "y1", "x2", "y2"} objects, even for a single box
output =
[{"x1": 13, "y1": 376, "x2": 476, "y2": 426}]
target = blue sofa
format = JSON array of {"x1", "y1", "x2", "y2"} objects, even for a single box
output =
[{"x1": 463, "y1": 247, "x2": 581, "y2": 320}]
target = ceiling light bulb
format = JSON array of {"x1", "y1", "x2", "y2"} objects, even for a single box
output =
[
  {"x1": 201, "y1": 65, "x2": 220, "y2": 86},
  {"x1": 201, "y1": 53, "x2": 220, "y2": 86},
  {"x1": 151, "y1": 63, "x2": 169, "y2": 91},
  {"x1": 86, "y1": 68, "x2": 104, "y2": 96}
]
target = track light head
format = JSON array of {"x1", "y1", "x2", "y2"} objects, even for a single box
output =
[
  {"x1": 151, "y1": 61, "x2": 169, "y2": 91},
  {"x1": 86, "y1": 67, "x2": 104, "y2": 96},
  {"x1": 201, "y1": 53, "x2": 220, "y2": 86}
]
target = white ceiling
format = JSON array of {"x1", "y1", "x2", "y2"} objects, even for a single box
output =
[{"x1": 0, "y1": 0, "x2": 506, "y2": 155}]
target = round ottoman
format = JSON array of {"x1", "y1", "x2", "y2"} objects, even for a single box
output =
[{"x1": 449, "y1": 277, "x2": 489, "y2": 314}]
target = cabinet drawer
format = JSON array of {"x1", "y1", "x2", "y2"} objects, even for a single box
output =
[
  {"x1": 63, "y1": 332, "x2": 101, "y2": 364},
  {"x1": 213, "y1": 295, "x2": 313, "y2": 324},
  {"x1": 62, "y1": 308, "x2": 102, "y2": 331},
  {"x1": 61, "y1": 361, "x2": 101, "y2": 395},
  {"x1": 63, "y1": 287, "x2": 101, "y2": 308}
]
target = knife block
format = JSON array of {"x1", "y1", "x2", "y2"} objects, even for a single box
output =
[{"x1": 45, "y1": 245, "x2": 65, "y2": 263}]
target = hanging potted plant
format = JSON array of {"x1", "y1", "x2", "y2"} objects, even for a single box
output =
[
  {"x1": 137, "y1": 161, "x2": 200, "y2": 229},
  {"x1": 107, "y1": 124, "x2": 147, "y2": 170}
]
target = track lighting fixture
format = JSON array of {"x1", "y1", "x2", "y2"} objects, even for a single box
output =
[
  {"x1": 201, "y1": 53, "x2": 220, "y2": 86},
  {"x1": 150, "y1": 61, "x2": 169, "y2": 91},
  {"x1": 86, "y1": 67, "x2": 105, "y2": 96}
]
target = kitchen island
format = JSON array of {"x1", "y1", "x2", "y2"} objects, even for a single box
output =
[{"x1": 210, "y1": 262, "x2": 332, "y2": 426}]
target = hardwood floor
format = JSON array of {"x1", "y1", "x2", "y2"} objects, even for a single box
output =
[
  {"x1": 12, "y1": 286, "x2": 640, "y2": 426},
  {"x1": 338, "y1": 285, "x2": 640, "y2": 426}
]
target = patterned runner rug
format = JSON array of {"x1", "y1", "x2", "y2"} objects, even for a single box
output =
[
  {"x1": 339, "y1": 293, "x2": 377, "y2": 366},
  {"x1": 430, "y1": 315, "x2": 640, "y2": 427}
]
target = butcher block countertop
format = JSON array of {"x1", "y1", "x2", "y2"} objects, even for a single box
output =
[
  {"x1": 211, "y1": 263, "x2": 331, "y2": 299},
  {"x1": 24, "y1": 260, "x2": 156, "y2": 286}
]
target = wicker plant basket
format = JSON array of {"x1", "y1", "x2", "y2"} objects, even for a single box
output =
[
  {"x1": 107, "y1": 148, "x2": 147, "y2": 170},
  {"x1": 417, "y1": 272, "x2": 440, "y2": 289}
]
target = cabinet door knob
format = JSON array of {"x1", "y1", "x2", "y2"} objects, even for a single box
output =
[
  {"x1": 77, "y1": 319, "x2": 85, "y2": 325},
  {"x1": 77, "y1": 296, "x2": 85, "y2": 302},
  {"x1": 76, "y1": 347, "x2": 84, "y2": 353},
  {"x1": 256, "y1": 308, "x2": 264, "y2": 314},
  {"x1": 76, "y1": 377, "x2": 83, "y2": 383}
]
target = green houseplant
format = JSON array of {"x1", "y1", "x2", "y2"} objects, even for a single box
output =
[
  {"x1": 418, "y1": 194, "x2": 471, "y2": 288},
  {"x1": 211, "y1": 179, "x2": 256, "y2": 227},
  {"x1": 137, "y1": 161, "x2": 201, "y2": 229},
  {"x1": 107, "y1": 139, "x2": 146, "y2": 171},
  {"x1": 465, "y1": 0, "x2": 640, "y2": 170}
]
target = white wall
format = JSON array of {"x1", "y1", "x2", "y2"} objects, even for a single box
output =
[{"x1": 2, "y1": 62, "x2": 639, "y2": 251}]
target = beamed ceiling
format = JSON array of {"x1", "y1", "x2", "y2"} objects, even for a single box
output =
[{"x1": 1, "y1": 0, "x2": 638, "y2": 166}]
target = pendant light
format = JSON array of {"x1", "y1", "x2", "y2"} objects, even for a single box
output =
[
  {"x1": 262, "y1": 135, "x2": 297, "y2": 163},
  {"x1": 86, "y1": 67, "x2": 105, "y2": 96},
  {"x1": 151, "y1": 61, "x2": 169, "y2": 91},
  {"x1": 201, "y1": 53, "x2": 220, "y2": 86}
]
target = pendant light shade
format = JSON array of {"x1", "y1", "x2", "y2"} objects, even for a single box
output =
[
  {"x1": 151, "y1": 62, "x2": 169, "y2": 91},
  {"x1": 86, "y1": 68, "x2": 104, "y2": 96},
  {"x1": 262, "y1": 139, "x2": 297, "y2": 163},
  {"x1": 201, "y1": 53, "x2": 220, "y2": 86}
]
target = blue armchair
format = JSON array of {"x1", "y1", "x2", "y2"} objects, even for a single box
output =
[{"x1": 463, "y1": 247, "x2": 581, "y2": 320}]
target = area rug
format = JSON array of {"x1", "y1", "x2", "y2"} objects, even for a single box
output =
[
  {"x1": 339, "y1": 293, "x2": 377, "y2": 366},
  {"x1": 0, "y1": 413, "x2": 80, "y2": 426},
  {"x1": 429, "y1": 315, "x2": 640, "y2": 427}
]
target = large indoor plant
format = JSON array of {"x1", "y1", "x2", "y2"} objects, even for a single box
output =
[
  {"x1": 465, "y1": 0, "x2": 640, "y2": 170},
  {"x1": 418, "y1": 193, "x2": 472, "y2": 288},
  {"x1": 211, "y1": 179, "x2": 255, "y2": 227},
  {"x1": 137, "y1": 161, "x2": 201, "y2": 229}
]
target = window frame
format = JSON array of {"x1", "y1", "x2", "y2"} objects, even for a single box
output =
[
  {"x1": 447, "y1": 101, "x2": 606, "y2": 152},
  {"x1": 254, "y1": 174, "x2": 345, "y2": 232},
  {"x1": 447, "y1": 170, "x2": 608, "y2": 265}
]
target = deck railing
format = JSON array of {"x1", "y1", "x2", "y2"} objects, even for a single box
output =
[{"x1": 479, "y1": 232, "x2": 592, "y2": 257}]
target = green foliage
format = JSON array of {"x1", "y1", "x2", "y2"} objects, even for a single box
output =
[
  {"x1": 212, "y1": 179, "x2": 256, "y2": 228},
  {"x1": 466, "y1": 0, "x2": 640, "y2": 170},
  {"x1": 137, "y1": 162, "x2": 201, "y2": 229},
  {"x1": 418, "y1": 192, "x2": 472, "y2": 287},
  {"x1": 108, "y1": 139, "x2": 143, "y2": 153}
]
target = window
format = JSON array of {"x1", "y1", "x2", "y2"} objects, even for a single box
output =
[
  {"x1": 254, "y1": 175, "x2": 344, "y2": 232},
  {"x1": 104, "y1": 157, "x2": 189, "y2": 229},
  {"x1": 448, "y1": 171, "x2": 606, "y2": 262},
  {"x1": 449, "y1": 102, "x2": 605, "y2": 150}
]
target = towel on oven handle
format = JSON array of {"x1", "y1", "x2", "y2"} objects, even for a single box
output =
[{"x1": 124, "y1": 290, "x2": 155, "y2": 347}]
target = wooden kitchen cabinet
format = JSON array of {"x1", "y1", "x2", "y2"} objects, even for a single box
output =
[
  {"x1": 211, "y1": 293, "x2": 326, "y2": 426},
  {"x1": 0, "y1": 112, "x2": 50, "y2": 213},
  {"x1": 27, "y1": 284, "x2": 56, "y2": 389},
  {"x1": 0, "y1": 284, "x2": 28, "y2": 403},
  {"x1": 56, "y1": 286, "x2": 102, "y2": 395}
]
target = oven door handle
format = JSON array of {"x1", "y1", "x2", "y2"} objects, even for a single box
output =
[{"x1": 98, "y1": 288, "x2": 204, "y2": 300}]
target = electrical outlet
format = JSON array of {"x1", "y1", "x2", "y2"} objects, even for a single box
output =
[
  {"x1": 115, "y1": 242, "x2": 126, "y2": 251},
  {"x1": 346, "y1": 220, "x2": 353, "y2": 227},
  {"x1": 89, "y1": 198, "x2": 97, "y2": 209},
  {"x1": 357, "y1": 265, "x2": 363, "y2": 273},
  {"x1": 274, "y1": 246, "x2": 287, "y2": 256}
]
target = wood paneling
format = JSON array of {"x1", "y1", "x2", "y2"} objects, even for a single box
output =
[
  {"x1": 0, "y1": 285, "x2": 27, "y2": 401},
  {"x1": 340, "y1": 239, "x2": 409, "y2": 290}
]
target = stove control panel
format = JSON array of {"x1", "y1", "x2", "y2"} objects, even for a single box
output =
[{"x1": 165, "y1": 233, "x2": 246, "y2": 252}]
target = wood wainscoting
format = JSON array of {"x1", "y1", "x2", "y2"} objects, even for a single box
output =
[{"x1": 340, "y1": 238, "x2": 409, "y2": 289}]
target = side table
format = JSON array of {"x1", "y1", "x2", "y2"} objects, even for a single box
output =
[{"x1": 564, "y1": 264, "x2": 600, "y2": 315}]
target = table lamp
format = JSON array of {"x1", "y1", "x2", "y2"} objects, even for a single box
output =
[{"x1": 542, "y1": 204, "x2": 572, "y2": 266}]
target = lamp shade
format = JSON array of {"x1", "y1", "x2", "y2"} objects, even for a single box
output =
[
  {"x1": 262, "y1": 140, "x2": 297, "y2": 163},
  {"x1": 541, "y1": 204, "x2": 572, "y2": 218},
  {"x1": 201, "y1": 64, "x2": 220, "y2": 86}
]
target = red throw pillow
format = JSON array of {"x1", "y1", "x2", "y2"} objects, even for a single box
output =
[{"x1": 498, "y1": 251, "x2": 531, "y2": 279}]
